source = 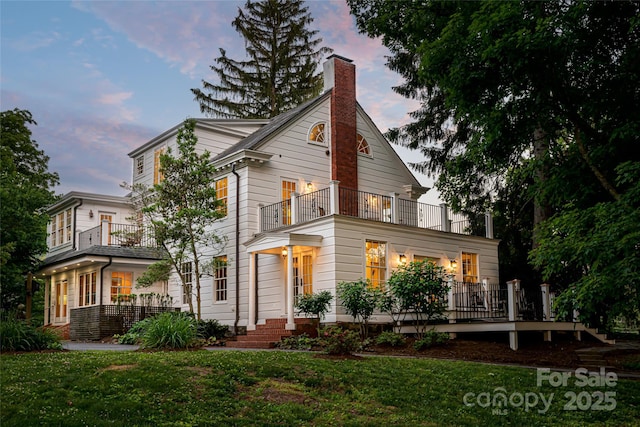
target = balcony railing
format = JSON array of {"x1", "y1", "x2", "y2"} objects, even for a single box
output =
[
  {"x1": 78, "y1": 222, "x2": 157, "y2": 250},
  {"x1": 259, "y1": 182, "x2": 493, "y2": 238}
]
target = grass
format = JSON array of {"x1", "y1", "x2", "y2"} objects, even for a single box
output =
[{"x1": 1, "y1": 350, "x2": 639, "y2": 426}]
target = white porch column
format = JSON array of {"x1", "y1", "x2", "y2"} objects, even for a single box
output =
[
  {"x1": 44, "y1": 276, "x2": 50, "y2": 325},
  {"x1": 329, "y1": 180, "x2": 340, "y2": 215},
  {"x1": 447, "y1": 277, "x2": 456, "y2": 322},
  {"x1": 247, "y1": 252, "x2": 256, "y2": 331},
  {"x1": 506, "y1": 279, "x2": 520, "y2": 351},
  {"x1": 257, "y1": 204, "x2": 264, "y2": 234},
  {"x1": 101, "y1": 220, "x2": 110, "y2": 245},
  {"x1": 440, "y1": 203, "x2": 450, "y2": 232},
  {"x1": 506, "y1": 279, "x2": 520, "y2": 321},
  {"x1": 389, "y1": 192, "x2": 399, "y2": 224},
  {"x1": 290, "y1": 192, "x2": 298, "y2": 225},
  {"x1": 286, "y1": 245, "x2": 295, "y2": 330}
]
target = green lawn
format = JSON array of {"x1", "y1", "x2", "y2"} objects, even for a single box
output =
[{"x1": 1, "y1": 350, "x2": 638, "y2": 426}]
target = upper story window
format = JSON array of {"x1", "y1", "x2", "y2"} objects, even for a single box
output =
[
  {"x1": 216, "y1": 177, "x2": 228, "y2": 216},
  {"x1": 154, "y1": 148, "x2": 165, "y2": 185},
  {"x1": 357, "y1": 133, "x2": 371, "y2": 156},
  {"x1": 50, "y1": 208, "x2": 72, "y2": 248},
  {"x1": 282, "y1": 179, "x2": 296, "y2": 225},
  {"x1": 462, "y1": 252, "x2": 478, "y2": 283},
  {"x1": 135, "y1": 156, "x2": 144, "y2": 176},
  {"x1": 365, "y1": 239, "x2": 387, "y2": 290},
  {"x1": 308, "y1": 122, "x2": 327, "y2": 145}
]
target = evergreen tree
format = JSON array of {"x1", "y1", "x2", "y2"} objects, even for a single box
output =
[
  {"x1": 1, "y1": 109, "x2": 59, "y2": 310},
  {"x1": 192, "y1": 0, "x2": 332, "y2": 119}
]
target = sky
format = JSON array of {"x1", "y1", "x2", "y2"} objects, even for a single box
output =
[{"x1": 1, "y1": 0, "x2": 440, "y2": 204}]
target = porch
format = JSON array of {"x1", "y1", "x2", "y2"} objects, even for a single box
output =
[
  {"x1": 259, "y1": 181, "x2": 493, "y2": 238},
  {"x1": 69, "y1": 304, "x2": 178, "y2": 341},
  {"x1": 78, "y1": 222, "x2": 157, "y2": 250},
  {"x1": 394, "y1": 280, "x2": 613, "y2": 350}
]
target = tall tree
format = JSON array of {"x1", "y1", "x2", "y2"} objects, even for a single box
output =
[
  {"x1": 132, "y1": 120, "x2": 226, "y2": 320},
  {"x1": 192, "y1": 0, "x2": 332, "y2": 119},
  {"x1": 348, "y1": 1, "x2": 640, "y2": 328},
  {"x1": 0, "y1": 109, "x2": 59, "y2": 310}
]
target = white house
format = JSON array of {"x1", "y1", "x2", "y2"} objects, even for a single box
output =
[{"x1": 39, "y1": 55, "x2": 502, "y2": 344}]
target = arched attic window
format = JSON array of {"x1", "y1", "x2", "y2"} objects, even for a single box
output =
[
  {"x1": 308, "y1": 122, "x2": 327, "y2": 145},
  {"x1": 357, "y1": 133, "x2": 371, "y2": 157}
]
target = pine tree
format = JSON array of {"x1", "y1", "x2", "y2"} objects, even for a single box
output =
[{"x1": 192, "y1": 0, "x2": 332, "y2": 119}]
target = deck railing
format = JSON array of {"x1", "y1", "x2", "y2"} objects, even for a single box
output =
[
  {"x1": 258, "y1": 182, "x2": 493, "y2": 238},
  {"x1": 78, "y1": 222, "x2": 157, "y2": 249}
]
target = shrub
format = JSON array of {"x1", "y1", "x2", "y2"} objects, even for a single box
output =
[
  {"x1": 142, "y1": 312, "x2": 197, "y2": 349},
  {"x1": 196, "y1": 319, "x2": 229, "y2": 340},
  {"x1": 375, "y1": 331, "x2": 407, "y2": 347},
  {"x1": 319, "y1": 326, "x2": 361, "y2": 355},
  {"x1": 413, "y1": 330, "x2": 450, "y2": 351},
  {"x1": 295, "y1": 290, "x2": 333, "y2": 336},
  {"x1": 276, "y1": 333, "x2": 317, "y2": 351},
  {"x1": 116, "y1": 317, "x2": 155, "y2": 345},
  {"x1": 336, "y1": 279, "x2": 382, "y2": 340},
  {"x1": 0, "y1": 317, "x2": 61, "y2": 351}
]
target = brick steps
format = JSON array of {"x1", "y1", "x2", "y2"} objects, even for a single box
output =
[{"x1": 225, "y1": 318, "x2": 316, "y2": 349}]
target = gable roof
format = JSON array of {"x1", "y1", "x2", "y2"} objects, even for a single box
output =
[{"x1": 212, "y1": 91, "x2": 331, "y2": 162}]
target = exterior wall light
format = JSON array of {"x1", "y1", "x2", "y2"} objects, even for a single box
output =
[
  {"x1": 399, "y1": 254, "x2": 407, "y2": 266},
  {"x1": 449, "y1": 259, "x2": 458, "y2": 271},
  {"x1": 281, "y1": 247, "x2": 288, "y2": 258},
  {"x1": 89, "y1": 209, "x2": 94, "y2": 218}
]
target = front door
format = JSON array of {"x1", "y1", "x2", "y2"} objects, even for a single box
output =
[
  {"x1": 54, "y1": 279, "x2": 68, "y2": 323},
  {"x1": 293, "y1": 251, "x2": 313, "y2": 304}
]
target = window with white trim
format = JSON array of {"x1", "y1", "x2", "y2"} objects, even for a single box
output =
[
  {"x1": 111, "y1": 272, "x2": 133, "y2": 302},
  {"x1": 365, "y1": 240, "x2": 387, "y2": 289},
  {"x1": 79, "y1": 272, "x2": 97, "y2": 306},
  {"x1": 216, "y1": 177, "x2": 228, "y2": 216},
  {"x1": 50, "y1": 208, "x2": 72, "y2": 248},
  {"x1": 357, "y1": 133, "x2": 371, "y2": 156},
  {"x1": 462, "y1": 252, "x2": 479, "y2": 283},
  {"x1": 308, "y1": 122, "x2": 327, "y2": 145},
  {"x1": 136, "y1": 156, "x2": 144, "y2": 176},
  {"x1": 213, "y1": 256, "x2": 227, "y2": 302},
  {"x1": 181, "y1": 262, "x2": 193, "y2": 305}
]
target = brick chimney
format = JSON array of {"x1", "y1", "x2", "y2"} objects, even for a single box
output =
[{"x1": 324, "y1": 55, "x2": 358, "y2": 191}]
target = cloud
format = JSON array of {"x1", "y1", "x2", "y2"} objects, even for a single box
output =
[{"x1": 7, "y1": 31, "x2": 62, "y2": 51}]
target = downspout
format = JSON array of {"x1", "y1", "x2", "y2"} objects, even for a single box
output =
[
  {"x1": 231, "y1": 163, "x2": 240, "y2": 334},
  {"x1": 99, "y1": 256, "x2": 113, "y2": 309},
  {"x1": 72, "y1": 199, "x2": 83, "y2": 250}
]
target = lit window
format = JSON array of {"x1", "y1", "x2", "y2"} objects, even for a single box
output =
[
  {"x1": 50, "y1": 215, "x2": 57, "y2": 247},
  {"x1": 79, "y1": 272, "x2": 97, "y2": 306},
  {"x1": 216, "y1": 177, "x2": 228, "y2": 216},
  {"x1": 136, "y1": 156, "x2": 144, "y2": 176},
  {"x1": 308, "y1": 122, "x2": 326, "y2": 145},
  {"x1": 214, "y1": 256, "x2": 227, "y2": 302},
  {"x1": 181, "y1": 262, "x2": 193, "y2": 305},
  {"x1": 357, "y1": 133, "x2": 371, "y2": 156},
  {"x1": 282, "y1": 180, "x2": 296, "y2": 225},
  {"x1": 365, "y1": 240, "x2": 386, "y2": 289},
  {"x1": 111, "y1": 272, "x2": 133, "y2": 302},
  {"x1": 154, "y1": 148, "x2": 165, "y2": 184},
  {"x1": 414, "y1": 256, "x2": 440, "y2": 265},
  {"x1": 462, "y1": 252, "x2": 478, "y2": 283}
]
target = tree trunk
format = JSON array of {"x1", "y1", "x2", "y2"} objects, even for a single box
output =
[{"x1": 532, "y1": 127, "x2": 552, "y2": 250}]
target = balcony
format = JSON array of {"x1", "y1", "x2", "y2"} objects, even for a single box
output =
[
  {"x1": 78, "y1": 222, "x2": 157, "y2": 250},
  {"x1": 259, "y1": 182, "x2": 493, "y2": 238}
]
